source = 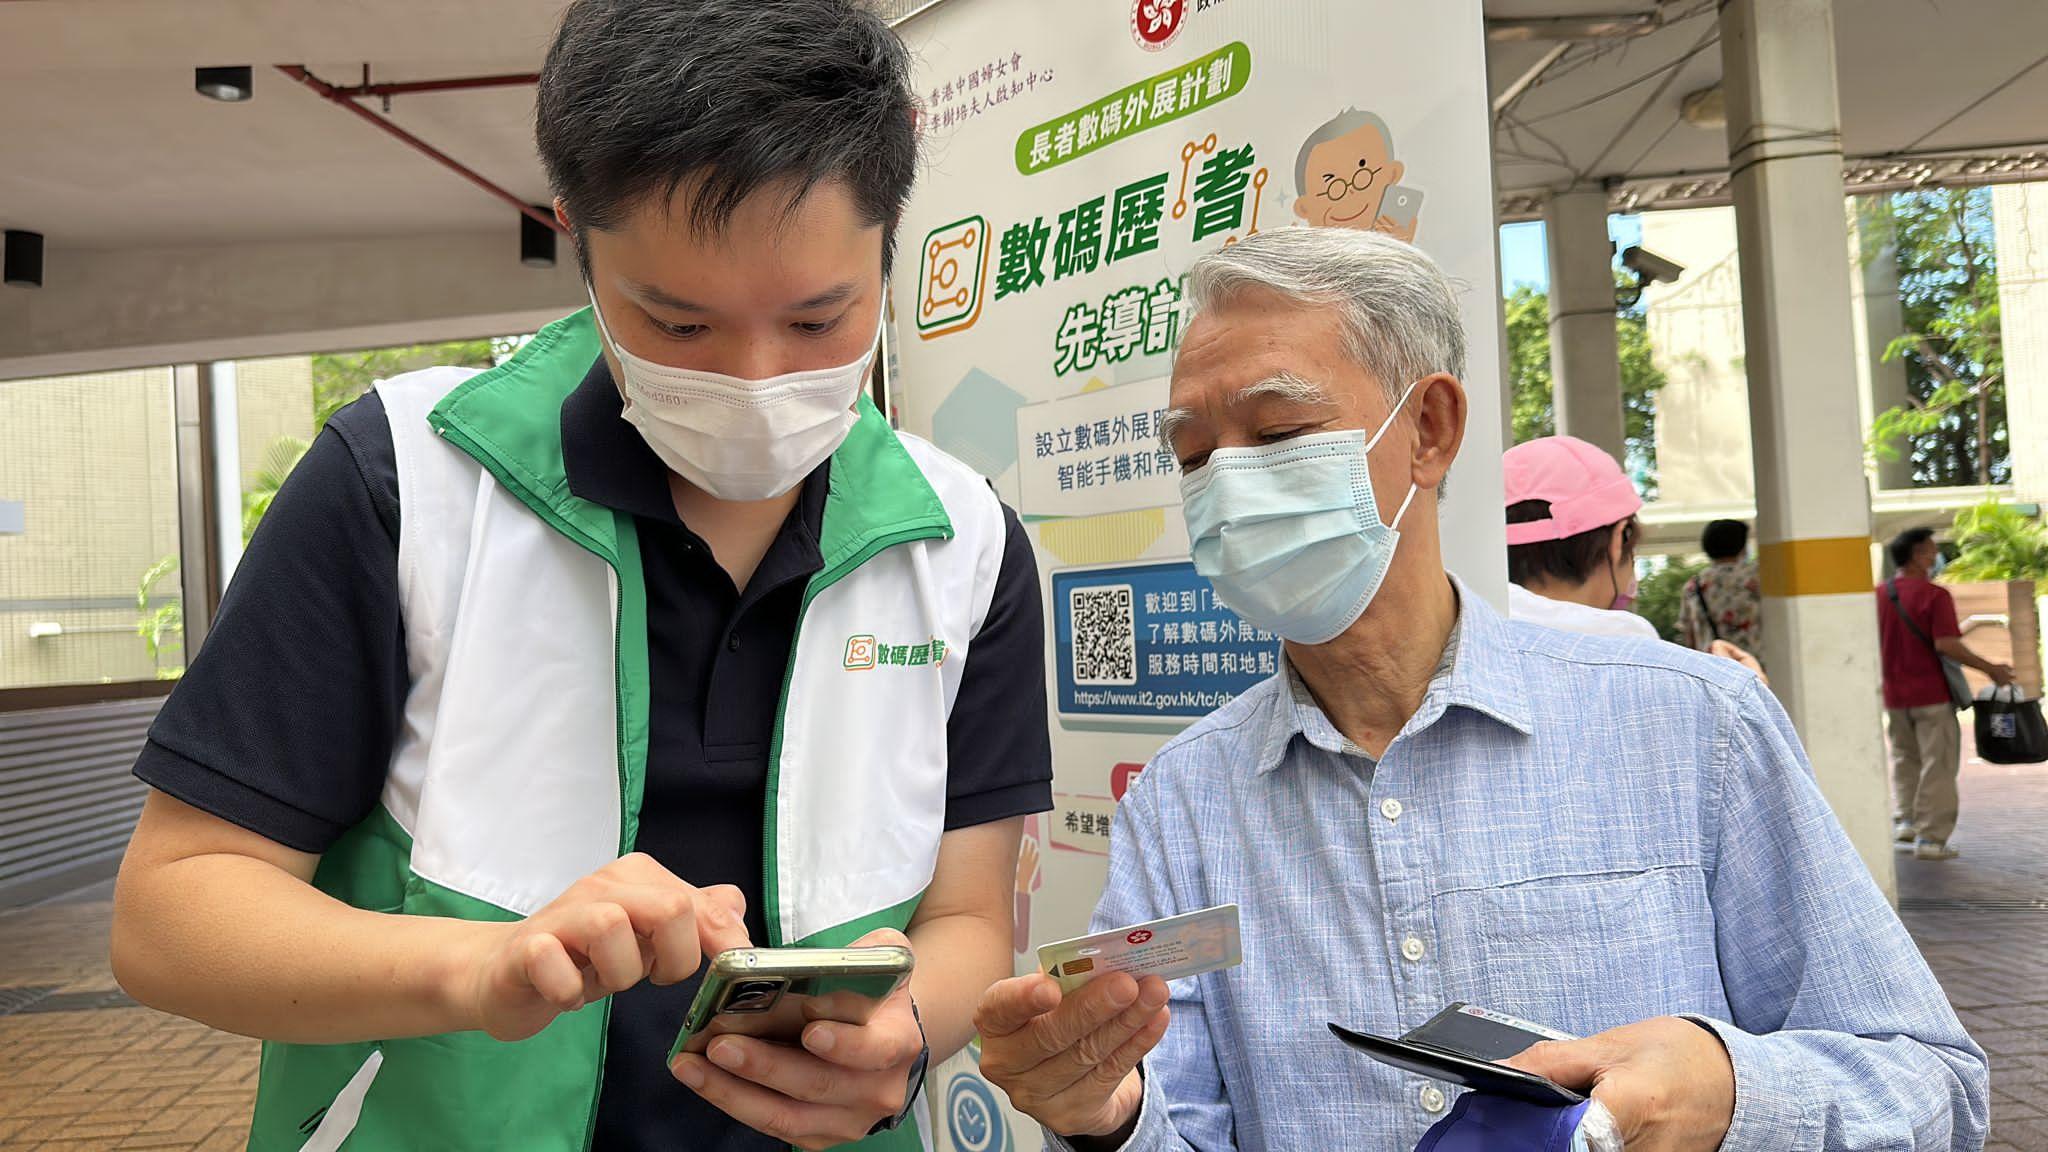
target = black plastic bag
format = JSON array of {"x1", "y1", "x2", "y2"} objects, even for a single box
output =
[{"x1": 1974, "y1": 686, "x2": 2048, "y2": 765}]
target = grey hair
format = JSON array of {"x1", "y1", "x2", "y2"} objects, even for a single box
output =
[
  {"x1": 1159, "y1": 370, "x2": 1334, "y2": 452},
  {"x1": 1183, "y1": 227, "x2": 1467, "y2": 405},
  {"x1": 1294, "y1": 108, "x2": 1394, "y2": 196},
  {"x1": 1237, "y1": 370, "x2": 1332, "y2": 408}
]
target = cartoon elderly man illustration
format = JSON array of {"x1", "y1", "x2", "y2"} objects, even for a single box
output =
[{"x1": 1292, "y1": 108, "x2": 1420, "y2": 242}]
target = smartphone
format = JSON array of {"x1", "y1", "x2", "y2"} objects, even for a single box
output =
[
  {"x1": 1381, "y1": 184, "x2": 1424, "y2": 230},
  {"x1": 670, "y1": 946, "x2": 914, "y2": 1060},
  {"x1": 1328, "y1": 1021, "x2": 1584, "y2": 1106}
]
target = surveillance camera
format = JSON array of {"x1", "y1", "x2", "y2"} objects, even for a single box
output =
[{"x1": 1620, "y1": 245, "x2": 1684, "y2": 284}]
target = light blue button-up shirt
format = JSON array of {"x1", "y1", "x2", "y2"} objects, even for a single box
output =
[{"x1": 1058, "y1": 578, "x2": 1987, "y2": 1151}]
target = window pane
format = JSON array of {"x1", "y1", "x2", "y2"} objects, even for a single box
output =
[
  {"x1": 223, "y1": 356, "x2": 319, "y2": 588},
  {"x1": 0, "y1": 368, "x2": 185, "y2": 688}
]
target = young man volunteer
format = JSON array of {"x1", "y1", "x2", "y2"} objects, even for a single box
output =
[{"x1": 110, "y1": 3, "x2": 1052, "y2": 1150}]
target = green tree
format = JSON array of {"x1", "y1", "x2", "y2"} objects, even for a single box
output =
[
  {"x1": 135, "y1": 554, "x2": 184, "y2": 679},
  {"x1": 309, "y1": 338, "x2": 511, "y2": 433},
  {"x1": 1504, "y1": 285, "x2": 1556, "y2": 444},
  {"x1": 1944, "y1": 500, "x2": 2048, "y2": 583},
  {"x1": 1860, "y1": 188, "x2": 2007, "y2": 487},
  {"x1": 1502, "y1": 282, "x2": 1669, "y2": 496},
  {"x1": 1632, "y1": 556, "x2": 1708, "y2": 643},
  {"x1": 239, "y1": 435, "x2": 312, "y2": 545}
]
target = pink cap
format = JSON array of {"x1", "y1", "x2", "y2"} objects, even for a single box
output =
[{"x1": 1502, "y1": 435, "x2": 1643, "y2": 545}]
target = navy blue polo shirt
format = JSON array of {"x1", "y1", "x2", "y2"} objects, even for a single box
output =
[{"x1": 135, "y1": 357, "x2": 1053, "y2": 1152}]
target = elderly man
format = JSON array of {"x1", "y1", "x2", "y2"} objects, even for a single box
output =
[{"x1": 974, "y1": 229, "x2": 1987, "y2": 1151}]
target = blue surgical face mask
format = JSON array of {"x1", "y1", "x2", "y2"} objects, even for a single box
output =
[{"x1": 1178, "y1": 380, "x2": 1420, "y2": 645}]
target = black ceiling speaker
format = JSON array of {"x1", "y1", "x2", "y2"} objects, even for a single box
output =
[
  {"x1": 521, "y1": 207, "x2": 558, "y2": 269},
  {"x1": 4, "y1": 230, "x2": 43, "y2": 288},
  {"x1": 195, "y1": 66, "x2": 254, "y2": 102}
]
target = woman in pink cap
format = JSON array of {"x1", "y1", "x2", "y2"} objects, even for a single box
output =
[
  {"x1": 1503, "y1": 435, "x2": 1765, "y2": 677},
  {"x1": 1502, "y1": 435, "x2": 1657, "y2": 637}
]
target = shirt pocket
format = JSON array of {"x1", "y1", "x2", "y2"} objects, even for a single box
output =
[{"x1": 1431, "y1": 865, "x2": 1721, "y2": 1036}]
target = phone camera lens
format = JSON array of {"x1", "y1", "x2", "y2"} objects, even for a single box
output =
[{"x1": 720, "y1": 979, "x2": 786, "y2": 1014}]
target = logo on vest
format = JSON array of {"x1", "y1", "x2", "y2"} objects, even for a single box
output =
[{"x1": 845, "y1": 634, "x2": 949, "y2": 670}]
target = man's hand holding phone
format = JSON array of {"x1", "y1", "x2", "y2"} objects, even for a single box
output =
[
  {"x1": 974, "y1": 971, "x2": 1171, "y2": 1143},
  {"x1": 455, "y1": 851, "x2": 751, "y2": 1043},
  {"x1": 670, "y1": 929, "x2": 926, "y2": 1151}
]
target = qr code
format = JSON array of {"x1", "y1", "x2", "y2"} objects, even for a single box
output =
[{"x1": 1070, "y1": 584, "x2": 1138, "y2": 685}]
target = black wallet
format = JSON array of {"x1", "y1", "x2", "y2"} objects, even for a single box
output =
[{"x1": 1329, "y1": 1002, "x2": 1585, "y2": 1106}]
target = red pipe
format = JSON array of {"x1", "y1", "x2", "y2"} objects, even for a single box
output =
[
  {"x1": 274, "y1": 65, "x2": 564, "y2": 234},
  {"x1": 333, "y1": 72, "x2": 539, "y2": 99}
]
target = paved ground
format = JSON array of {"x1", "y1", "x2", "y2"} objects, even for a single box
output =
[
  {"x1": 0, "y1": 877, "x2": 254, "y2": 1150},
  {"x1": 1, "y1": 747, "x2": 2045, "y2": 1150},
  {"x1": 1897, "y1": 751, "x2": 2048, "y2": 1151}
]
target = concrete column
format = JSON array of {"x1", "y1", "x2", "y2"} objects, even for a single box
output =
[
  {"x1": 1848, "y1": 211, "x2": 1916, "y2": 491},
  {"x1": 1543, "y1": 189, "x2": 1626, "y2": 457},
  {"x1": 1720, "y1": 0, "x2": 1893, "y2": 897},
  {"x1": 172, "y1": 364, "x2": 216, "y2": 657},
  {"x1": 1493, "y1": 220, "x2": 1518, "y2": 448},
  {"x1": 1993, "y1": 183, "x2": 2048, "y2": 507},
  {"x1": 209, "y1": 361, "x2": 245, "y2": 596}
]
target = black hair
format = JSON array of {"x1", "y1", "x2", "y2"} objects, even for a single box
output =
[
  {"x1": 536, "y1": 0, "x2": 919, "y2": 272},
  {"x1": 1889, "y1": 526, "x2": 1937, "y2": 570},
  {"x1": 1700, "y1": 518, "x2": 1749, "y2": 561},
  {"x1": 1506, "y1": 500, "x2": 1637, "y2": 588}
]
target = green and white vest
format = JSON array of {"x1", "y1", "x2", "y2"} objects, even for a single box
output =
[{"x1": 250, "y1": 309, "x2": 1006, "y2": 1152}]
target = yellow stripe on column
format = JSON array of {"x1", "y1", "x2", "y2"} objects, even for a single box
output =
[{"x1": 1758, "y1": 536, "x2": 1874, "y2": 597}]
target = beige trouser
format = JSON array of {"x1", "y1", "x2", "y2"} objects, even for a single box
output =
[{"x1": 1888, "y1": 704, "x2": 1962, "y2": 844}]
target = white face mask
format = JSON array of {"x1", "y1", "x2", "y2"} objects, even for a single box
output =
[{"x1": 587, "y1": 288, "x2": 879, "y2": 501}]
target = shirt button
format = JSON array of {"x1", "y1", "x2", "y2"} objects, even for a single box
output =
[
  {"x1": 726, "y1": 635, "x2": 741, "y2": 652},
  {"x1": 1380, "y1": 797, "x2": 1403, "y2": 822},
  {"x1": 1420, "y1": 1085, "x2": 1447, "y2": 1114},
  {"x1": 1401, "y1": 936, "x2": 1426, "y2": 962}
]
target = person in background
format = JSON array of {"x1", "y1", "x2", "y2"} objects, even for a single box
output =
[
  {"x1": 1679, "y1": 519, "x2": 1762, "y2": 658},
  {"x1": 1504, "y1": 437, "x2": 1766, "y2": 681},
  {"x1": 1501, "y1": 435, "x2": 1658, "y2": 640},
  {"x1": 1878, "y1": 527, "x2": 2013, "y2": 862}
]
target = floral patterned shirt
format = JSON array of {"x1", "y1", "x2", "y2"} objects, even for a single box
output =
[{"x1": 1681, "y1": 559, "x2": 1761, "y2": 654}]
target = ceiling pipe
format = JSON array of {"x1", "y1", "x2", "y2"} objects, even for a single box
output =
[
  {"x1": 1486, "y1": 13, "x2": 1659, "y2": 42},
  {"x1": 274, "y1": 64, "x2": 564, "y2": 234},
  {"x1": 329, "y1": 72, "x2": 539, "y2": 99},
  {"x1": 1493, "y1": 42, "x2": 1572, "y2": 118}
]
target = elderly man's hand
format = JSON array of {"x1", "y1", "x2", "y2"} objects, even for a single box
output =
[
  {"x1": 669, "y1": 929, "x2": 924, "y2": 1151},
  {"x1": 974, "y1": 972, "x2": 1170, "y2": 1140},
  {"x1": 1504, "y1": 1016, "x2": 1734, "y2": 1152}
]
